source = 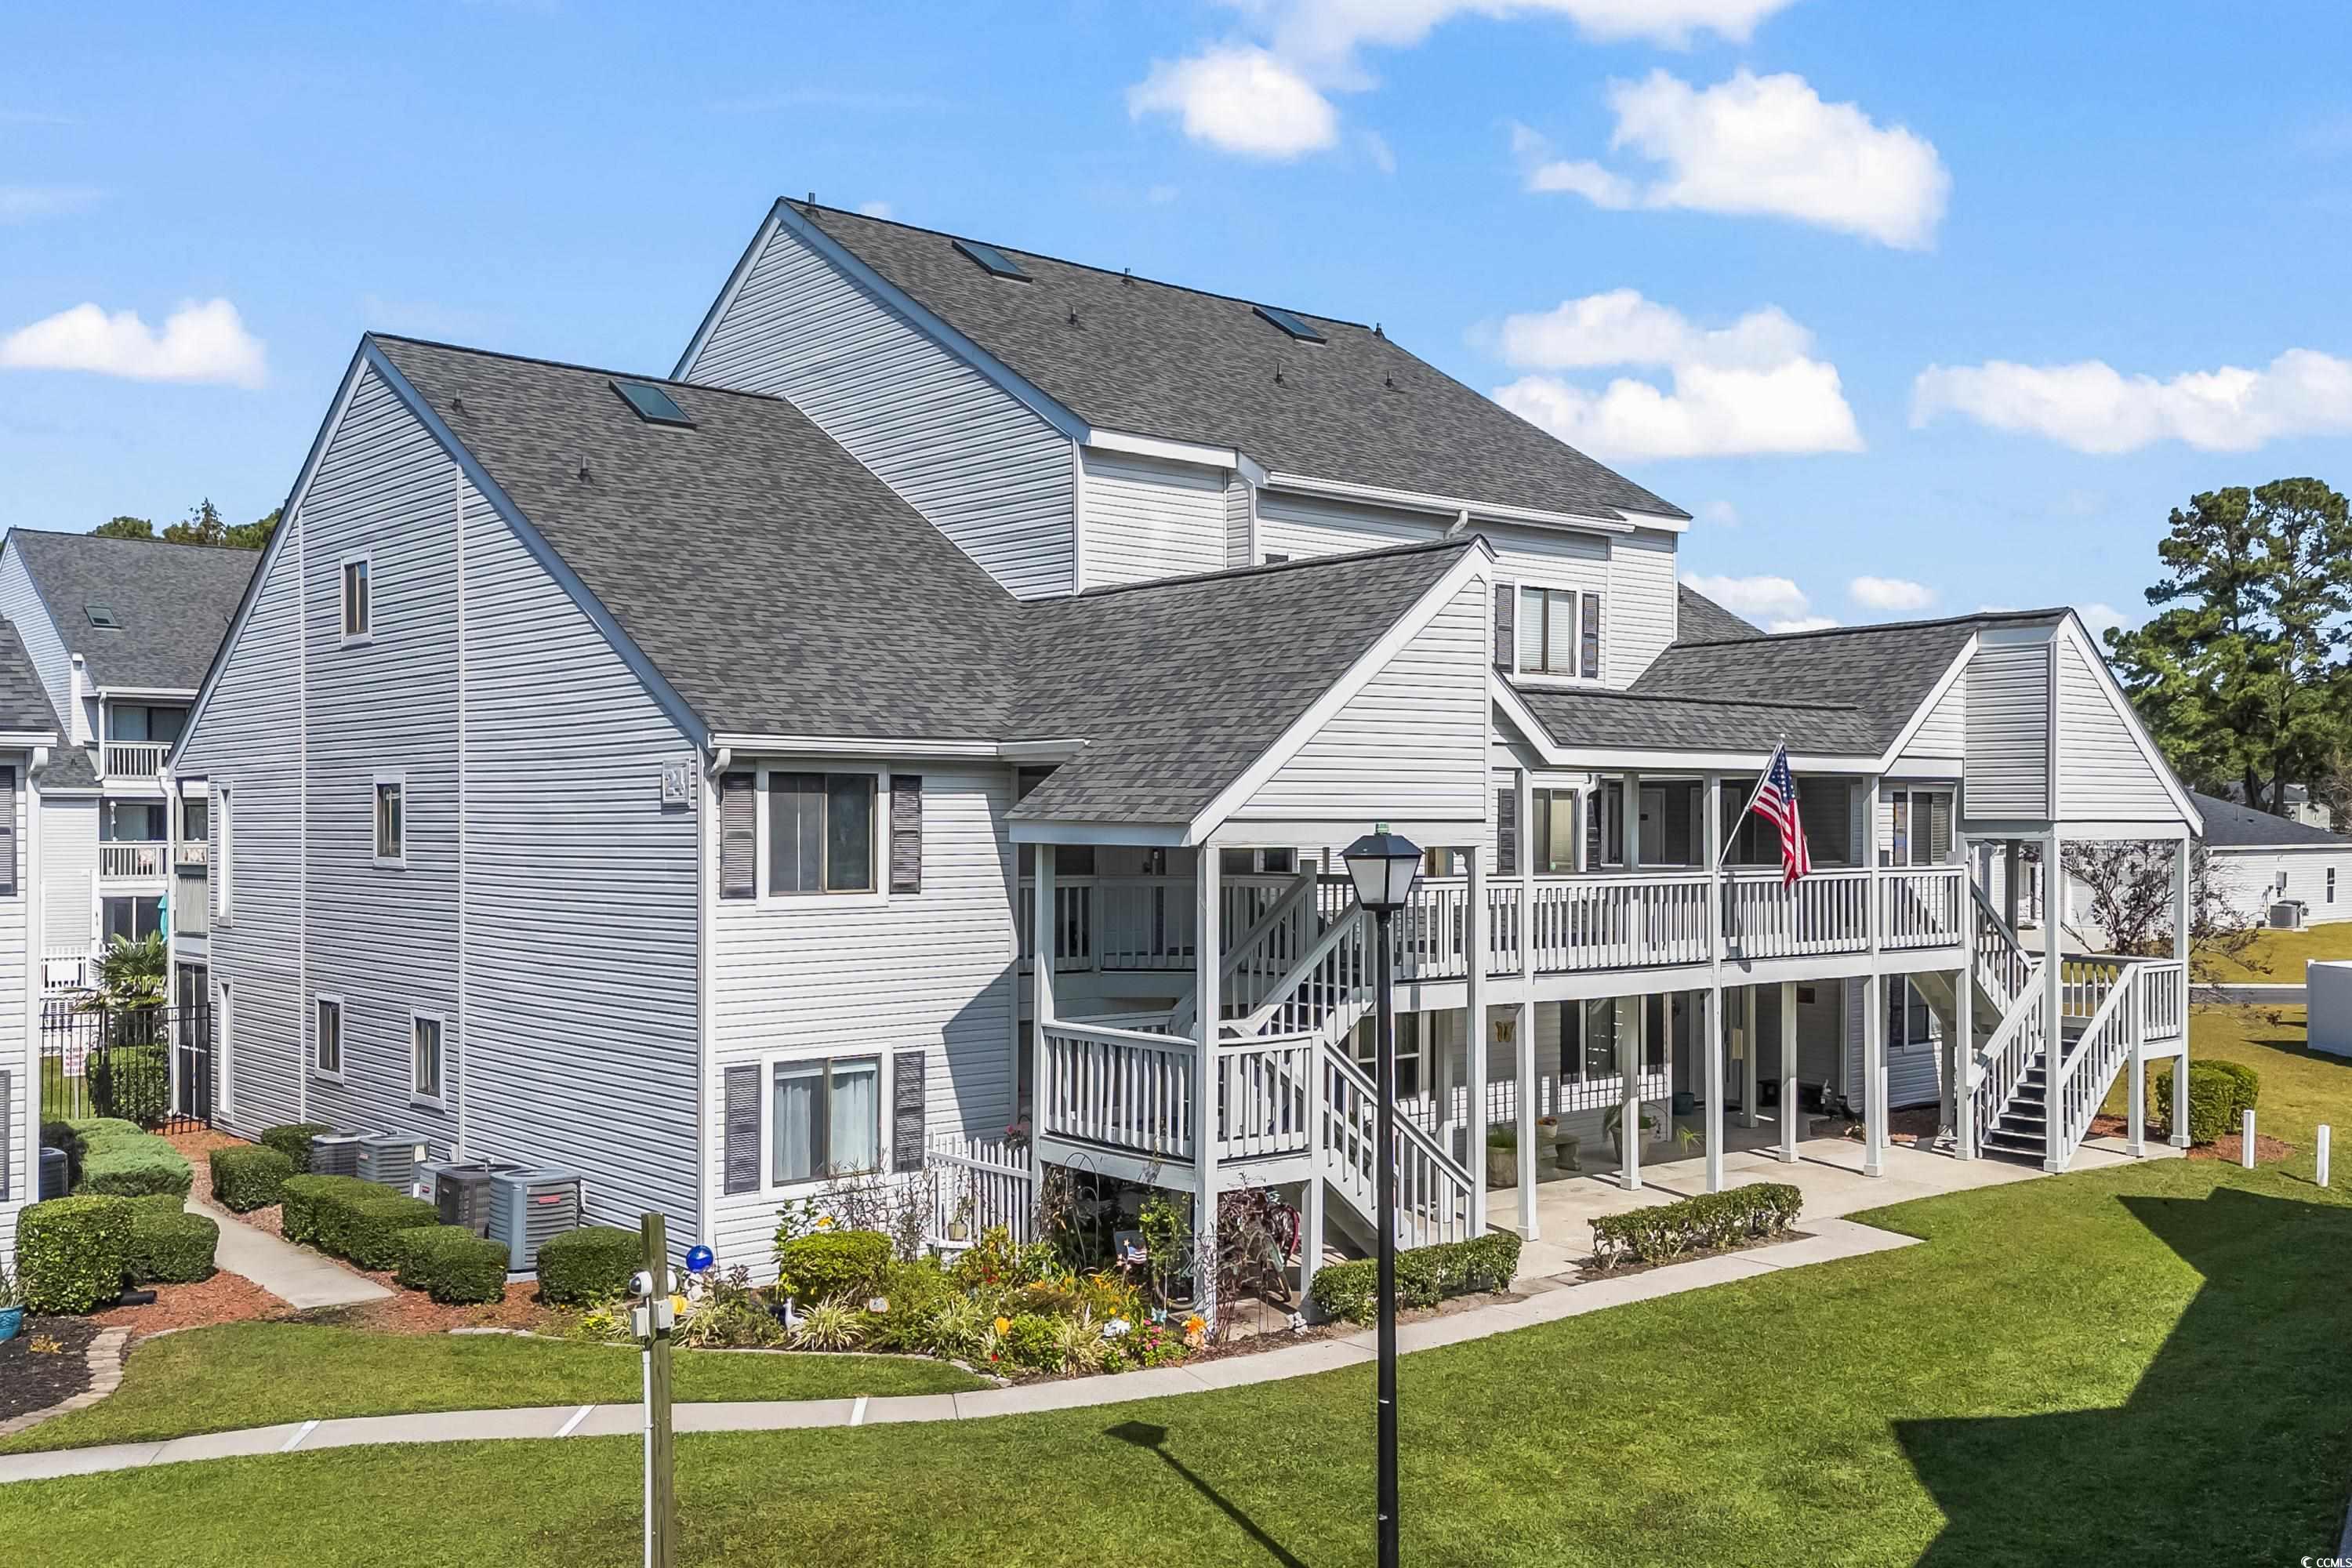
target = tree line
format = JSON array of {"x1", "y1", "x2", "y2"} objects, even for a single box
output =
[{"x1": 93, "y1": 498, "x2": 279, "y2": 552}]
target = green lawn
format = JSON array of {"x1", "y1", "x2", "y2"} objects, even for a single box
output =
[
  {"x1": 0, "y1": 1325, "x2": 982, "y2": 1454},
  {"x1": 2111, "y1": 1003, "x2": 2352, "y2": 1173},
  {"x1": 2201, "y1": 922, "x2": 2352, "y2": 982},
  {"x1": 5, "y1": 1157, "x2": 2348, "y2": 1566}
]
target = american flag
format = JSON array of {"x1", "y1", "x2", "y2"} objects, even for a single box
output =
[{"x1": 1743, "y1": 742, "x2": 1812, "y2": 886}]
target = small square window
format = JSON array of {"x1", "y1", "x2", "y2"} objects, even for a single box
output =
[
  {"x1": 85, "y1": 604, "x2": 121, "y2": 629},
  {"x1": 342, "y1": 558, "x2": 371, "y2": 640},
  {"x1": 375, "y1": 780, "x2": 405, "y2": 862},
  {"x1": 315, "y1": 996, "x2": 342, "y2": 1076},
  {"x1": 412, "y1": 1015, "x2": 443, "y2": 1101},
  {"x1": 765, "y1": 771, "x2": 876, "y2": 895},
  {"x1": 611, "y1": 379, "x2": 694, "y2": 426}
]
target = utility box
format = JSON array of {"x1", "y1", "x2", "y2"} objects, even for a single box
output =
[{"x1": 2310, "y1": 961, "x2": 2352, "y2": 1057}]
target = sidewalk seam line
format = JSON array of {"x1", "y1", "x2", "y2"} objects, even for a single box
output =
[
  {"x1": 280, "y1": 1419, "x2": 319, "y2": 1454},
  {"x1": 555, "y1": 1404, "x2": 593, "y2": 1438}
]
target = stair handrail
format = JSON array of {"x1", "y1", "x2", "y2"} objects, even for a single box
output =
[
  {"x1": 1966, "y1": 956, "x2": 2047, "y2": 1151},
  {"x1": 1320, "y1": 1044, "x2": 1476, "y2": 1247},
  {"x1": 2044, "y1": 959, "x2": 2143, "y2": 1168},
  {"x1": 1235, "y1": 897, "x2": 1368, "y2": 1038},
  {"x1": 1168, "y1": 867, "x2": 1321, "y2": 1038},
  {"x1": 1970, "y1": 882, "x2": 2033, "y2": 1012}
]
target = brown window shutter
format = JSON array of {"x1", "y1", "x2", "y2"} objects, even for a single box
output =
[
  {"x1": 892, "y1": 1049, "x2": 928, "y2": 1173},
  {"x1": 889, "y1": 775, "x2": 923, "y2": 895},
  {"x1": 1493, "y1": 583, "x2": 1515, "y2": 670},
  {"x1": 1495, "y1": 786, "x2": 1516, "y2": 873},
  {"x1": 720, "y1": 772, "x2": 757, "y2": 898},
  {"x1": 722, "y1": 1064, "x2": 760, "y2": 1195}
]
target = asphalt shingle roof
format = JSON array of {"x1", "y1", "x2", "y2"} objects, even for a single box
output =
[
  {"x1": 374, "y1": 338, "x2": 1476, "y2": 824},
  {"x1": 0, "y1": 620, "x2": 64, "y2": 738},
  {"x1": 2189, "y1": 790, "x2": 2349, "y2": 848},
  {"x1": 6, "y1": 529, "x2": 259, "y2": 691},
  {"x1": 1512, "y1": 686, "x2": 1878, "y2": 754},
  {"x1": 1675, "y1": 583, "x2": 1760, "y2": 644},
  {"x1": 786, "y1": 203, "x2": 1688, "y2": 525}
]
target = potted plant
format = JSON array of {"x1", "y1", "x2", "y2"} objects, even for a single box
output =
[
  {"x1": 1603, "y1": 1104, "x2": 1657, "y2": 1168},
  {"x1": 1554, "y1": 1131, "x2": 1582, "y2": 1172},
  {"x1": 1486, "y1": 1126, "x2": 1518, "y2": 1189},
  {"x1": 0, "y1": 1265, "x2": 21, "y2": 1343}
]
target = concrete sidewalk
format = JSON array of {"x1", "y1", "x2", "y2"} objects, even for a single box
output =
[
  {"x1": 0, "y1": 1217, "x2": 1918, "y2": 1485},
  {"x1": 191, "y1": 1199, "x2": 390, "y2": 1310}
]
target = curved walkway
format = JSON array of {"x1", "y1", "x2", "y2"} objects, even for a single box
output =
[{"x1": 0, "y1": 1218, "x2": 1915, "y2": 1486}]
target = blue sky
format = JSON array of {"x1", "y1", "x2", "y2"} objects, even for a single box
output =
[{"x1": 4, "y1": 1, "x2": 2348, "y2": 634}]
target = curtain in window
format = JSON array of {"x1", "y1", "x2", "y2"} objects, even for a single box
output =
[
  {"x1": 1545, "y1": 591, "x2": 1575, "y2": 674},
  {"x1": 829, "y1": 1057, "x2": 881, "y2": 1174},
  {"x1": 769, "y1": 773, "x2": 822, "y2": 894},
  {"x1": 771, "y1": 1060, "x2": 822, "y2": 1183},
  {"x1": 1517, "y1": 587, "x2": 1544, "y2": 669},
  {"x1": 826, "y1": 775, "x2": 873, "y2": 892}
]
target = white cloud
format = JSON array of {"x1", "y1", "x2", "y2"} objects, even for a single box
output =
[
  {"x1": 1520, "y1": 70, "x2": 1950, "y2": 249},
  {"x1": 1488, "y1": 289, "x2": 1861, "y2": 460},
  {"x1": 1769, "y1": 615, "x2": 1840, "y2": 634},
  {"x1": 2077, "y1": 602, "x2": 2131, "y2": 641},
  {"x1": 0, "y1": 185, "x2": 102, "y2": 223},
  {"x1": 1701, "y1": 499, "x2": 1738, "y2": 527},
  {"x1": 1849, "y1": 575, "x2": 1934, "y2": 612},
  {"x1": 0, "y1": 299, "x2": 266, "y2": 388},
  {"x1": 1127, "y1": 46, "x2": 1338, "y2": 159},
  {"x1": 1269, "y1": 0, "x2": 1798, "y2": 64},
  {"x1": 1682, "y1": 571, "x2": 1809, "y2": 621},
  {"x1": 1911, "y1": 350, "x2": 2352, "y2": 454},
  {"x1": 1360, "y1": 129, "x2": 1397, "y2": 173},
  {"x1": 857, "y1": 200, "x2": 894, "y2": 219}
]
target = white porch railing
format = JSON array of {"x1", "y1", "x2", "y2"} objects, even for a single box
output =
[
  {"x1": 1320, "y1": 1047, "x2": 1476, "y2": 1249},
  {"x1": 1973, "y1": 887, "x2": 2031, "y2": 1012},
  {"x1": 1519, "y1": 873, "x2": 1714, "y2": 972},
  {"x1": 2139, "y1": 959, "x2": 2187, "y2": 1044},
  {"x1": 100, "y1": 843, "x2": 169, "y2": 879},
  {"x1": 1967, "y1": 957, "x2": 2047, "y2": 1154},
  {"x1": 1017, "y1": 874, "x2": 1298, "y2": 973},
  {"x1": 1040, "y1": 1020, "x2": 1196, "y2": 1162},
  {"x1": 1214, "y1": 1033, "x2": 1317, "y2": 1162},
  {"x1": 924, "y1": 1132, "x2": 1036, "y2": 1248},
  {"x1": 1881, "y1": 866, "x2": 1965, "y2": 949},
  {"x1": 101, "y1": 742, "x2": 169, "y2": 779},
  {"x1": 42, "y1": 946, "x2": 93, "y2": 993},
  {"x1": 1722, "y1": 867, "x2": 1869, "y2": 959}
]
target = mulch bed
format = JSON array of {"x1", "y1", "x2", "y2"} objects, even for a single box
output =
[
  {"x1": 89, "y1": 1272, "x2": 288, "y2": 1334},
  {"x1": 2189, "y1": 1131, "x2": 2295, "y2": 1164},
  {"x1": 0, "y1": 1319, "x2": 103, "y2": 1421},
  {"x1": 320, "y1": 1278, "x2": 561, "y2": 1336}
]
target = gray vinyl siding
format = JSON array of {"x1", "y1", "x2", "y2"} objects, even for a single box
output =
[
  {"x1": 2054, "y1": 632, "x2": 2176, "y2": 822},
  {"x1": 706, "y1": 763, "x2": 1016, "y2": 1273},
  {"x1": 1605, "y1": 528, "x2": 1679, "y2": 687},
  {"x1": 685, "y1": 219, "x2": 1077, "y2": 599},
  {"x1": 1225, "y1": 475, "x2": 1254, "y2": 568},
  {"x1": 1255, "y1": 488, "x2": 1437, "y2": 561},
  {"x1": 40, "y1": 796, "x2": 94, "y2": 951},
  {"x1": 1078, "y1": 450, "x2": 1229, "y2": 589},
  {"x1": 0, "y1": 764, "x2": 28, "y2": 1267},
  {"x1": 2204, "y1": 846, "x2": 2352, "y2": 925},
  {"x1": 1238, "y1": 578, "x2": 1490, "y2": 825},
  {"x1": 1898, "y1": 669, "x2": 1967, "y2": 765},
  {"x1": 0, "y1": 545, "x2": 71, "y2": 731},
  {"x1": 1965, "y1": 637, "x2": 2052, "y2": 820},
  {"x1": 1847, "y1": 974, "x2": 1943, "y2": 1110},
  {"x1": 176, "y1": 370, "x2": 703, "y2": 1232}
]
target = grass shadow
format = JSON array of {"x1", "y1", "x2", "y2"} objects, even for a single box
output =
[{"x1": 1107, "y1": 1420, "x2": 1308, "y2": 1568}]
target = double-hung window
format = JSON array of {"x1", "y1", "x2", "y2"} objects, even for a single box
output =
[
  {"x1": 1885, "y1": 789, "x2": 1952, "y2": 867},
  {"x1": 1887, "y1": 978, "x2": 1937, "y2": 1053},
  {"x1": 375, "y1": 779, "x2": 405, "y2": 864},
  {"x1": 766, "y1": 772, "x2": 875, "y2": 895},
  {"x1": 1352, "y1": 1012, "x2": 1426, "y2": 1099},
  {"x1": 1530, "y1": 788, "x2": 1578, "y2": 873},
  {"x1": 1517, "y1": 586, "x2": 1602, "y2": 679},
  {"x1": 314, "y1": 996, "x2": 342, "y2": 1076},
  {"x1": 341, "y1": 556, "x2": 372, "y2": 641},
  {"x1": 412, "y1": 1014, "x2": 443, "y2": 1102},
  {"x1": 770, "y1": 1054, "x2": 882, "y2": 1183}
]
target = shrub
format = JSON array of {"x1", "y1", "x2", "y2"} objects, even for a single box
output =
[
  {"x1": 870, "y1": 1258, "x2": 959, "y2": 1352},
  {"x1": 773, "y1": 1228, "x2": 892, "y2": 1306},
  {"x1": 76, "y1": 1130, "x2": 192, "y2": 1199},
  {"x1": 209, "y1": 1144, "x2": 296, "y2": 1212},
  {"x1": 2205, "y1": 1059, "x2": 2261, "y2": 1118},
  {"x1": 88, "y1": 1043, "x2": 169, "y2": 1128},
  {"x1": 2156, "y1": 1062, "x2": 2245, "y2": 1145},
  {"x1": 1001, "y1": 1312, "x2": 1062, "y2": 1370},
  {"x1": 260, "y1": 1123, "x2": 333, "y2": 1174},
  {"x1": 64, "y1": 1116, "x2": 141, "y2": 1150},
  {"x1": 1587, "y1": 1183, "x2": 1803, "y2": 1272},
  {"x1": 394, "y1": 1225, "x2": 510, "y2": 1305},
  {"x1": 18, "y1": 1195, "x2": 134, "y2": 1313},
  {"x1": 281, "y1": 1174, "x2": 437, "y2": 1269},
  {"x1": 790, "y1": 1298, "x2": 869, "y2": 1351},
  {"x1": 1305, "y1": 1230, "x2": 1527, "y2": 1325},
  {"x1": 129, "y1": 1207, "x2": 217, "y2": 1284},
  {"x1": 536, "y1": 1225, "x2": 642, "y2": 1306},
  {"x1": 678, "y1": 1268, "x2": 789, "y2": 1348}
]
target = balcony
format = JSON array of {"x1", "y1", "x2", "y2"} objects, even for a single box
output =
[
  {"x1": 100, "y1": 842, "x2": 169, "y2": 880},
  {"x1": 102, "y1": 742, "x2": 170, "y2": 780}
]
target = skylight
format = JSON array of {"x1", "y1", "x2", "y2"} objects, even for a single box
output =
[
  {"x1": 1254, "y1": 304, "x2": 1326, "y2": 344},
  {"x1": 611, "y1": 379, "x2": 693, "y2": 427},
  {"x1": 953, "y1": 238, "x2": 1029, "y2": 281},
  {"x1": 85, "y1": 604, "x2": 120, "y2": 629}
]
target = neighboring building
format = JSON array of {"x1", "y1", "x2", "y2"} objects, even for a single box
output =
[
  {"x1": 0, "y1": 624, "x2": 71, "y2": 1272},
  {"x1": 0, "y1": 530, "x2": 257, "y2": 993},
  {"x1": 169, "y1": 202, "x2": 2206, "y2": 1287},
  {"x1": 2218, "y1": 780, "x2": 2333, "y2": 833},
  {"x1": 2189, "y1": 789, "x2": 2352, "y2": 926}
]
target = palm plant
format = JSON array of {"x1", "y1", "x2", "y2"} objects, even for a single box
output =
[{"x1": 78, "y1": 931, "x2": 166, "y2": 1014}]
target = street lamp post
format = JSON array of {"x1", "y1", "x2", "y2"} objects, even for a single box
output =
[{"x1": 1341, "y1": 823, "x2": 1423, "y2": 1568}]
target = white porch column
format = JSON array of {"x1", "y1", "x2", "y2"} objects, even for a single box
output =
[
  {"x1": 2127, "y1": 965, "x2": 2147, "y2": 1159},
  {"x1": 1467, "y1": 848, "x2": 1490, "y2": 1230},
  {"x1": 1955, "y1": 828, "x2": 1976, "y2": 1160},
  {"x1": 1703, "y1": 984, "x2": 1723, "y2": 1191},
  {"x1": 1196, "y1": 845, "x2": 1221, "y2": 1324},
  {"x1": 1515, "y1": 1000, "x2": 1538, "y2": 1239},
  {"x1": 1741, "y1": 984, "x2": 1761, "y2": 1128},
  {"x1": 1778, "y1": 980, "x2": 1799, "y2": 1163},
  {"x1": 2042, "y1": 829, "x2": 2064, "y2": 1172},
  {"x1": 1863, "y1": 971, "x2": 1886, "y2": 1178},
  {"x1": 1031, "y1": 844, "x2": 1056, "y2": 1190},
  {"x1": 2171, "y1": 832, "x2": 2190, "y2": 1148},
  {"x1": 1703, "y1": 771, "x2": 1724, "y2": 1190},
  {"x1": 1623, "y1": 771, "x2": 1642, "y2": 870},
  {"x1": 1623, "y1": 995, "x2": 1645, "y2": 1192}
]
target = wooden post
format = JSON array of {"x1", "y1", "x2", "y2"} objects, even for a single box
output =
[
  {"x1": 641, "y1": 1212, "x2": 677, "y2": 1568},
  {"x1": 1863, "y1": 973, "x2": 1885, "y2": 1178},
  {"x1": 1467, "y1": 847, "x2": 1490, "y2": 1231},
  {"x1": 1703, "y1": 985, "x2": 1723, "y2": 1192},
  {"x1": 1032, "y1": 844, "x2": 1055, "y2": 1190},
  {"x1": 1196, "y1": 846, "x2": 1221, "y2": 1328},
  {"x1": 1515, "y1": 1000, "x2": 1538, "y2": 1239},
  {"x1": 2127, "y1": 971, "x2": 2147, "y2": 1159},
  {"x1": 2044, "y1": 829, "x2": 2065, "y2": 1173},
  {"x1": 1779, "y1": 980, "x2": 1799, "y2": 1163},
  {"x1": 2171, "y1": 835, "x2": 2191, "y2": 1149}
]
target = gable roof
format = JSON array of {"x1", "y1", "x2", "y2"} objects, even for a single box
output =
[
  {"x1": 1675, "y1": 583, "x2": 1759, "y2": 644},
  {"x1": 5, "y1": 528, "x2": 259, "y2": 691},
  {"x1": 347, "y1": 339, "x2": 1479, "y2": 829},
  {"x1": 753, "y1": 201, "x2": 1686, "y2": 526},
  {"x1": 2189, "y1": 789, "x2": 2348, "y2": 848},
  {"x1": 0, "y1": 619, "x2": 64, "y2": 739}
]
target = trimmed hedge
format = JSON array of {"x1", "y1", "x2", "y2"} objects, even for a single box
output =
[
  {"x1": 209, "y1": 1144, "x2": 296, "y2": 1212},
  {"x1": 129, "y1": 1207, "x2": 218, "y2": 1284},
  {"x1": 536, "y1": 1225, "x2": 642, "y2": 1305},
  {"x1": 40, "y1": 1120, "x2": 78, "y2": 1187},
  {"x1": 1306, "y1": 1230, "x2": 1525, "y2": 1325},
  {"x1": 1588, "y1": 1182, "x2": 1802, "y2": 1272},
  {"x1": 19, "y1": 1195, "x2": 134, "y2": 1314},
  {"x1": 773, "y1": 1229, "x2": 893, "y2": 1306},
  {"x1": 281, "y1": 1174, "x2": 437, "y2": 1269},
  {"x1": 394, "y1": 1225, "x2": 510, "y2": 1305},
  {"x1": 2156, "y1": 1061, "x2": 2256, "y2": 1145},
  {"x1": 260, "y1": 1123, "x2": 333, "y2": 1174},
  {"x1": 76, "y1": 1129, "x2": 192, "y2": 1199}
]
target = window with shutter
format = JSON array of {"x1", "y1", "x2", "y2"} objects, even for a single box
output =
[
  {"x1": 892, "y1": 1050, "x2": 927, "y2": 1172},
  {"x1": 1492, "y1": 583, "x2": 1515, "y2": 670},
  {"x1": 1494, "y1": 786, "x2": 1516, "y2": 872},
  {"x1": 719, "y1": 773, "x2": 756, "y2": 898},
  {"x1": 0, "y1": 766, "x2": 15, "y2": 896},
  {"x1": 722, "y1": 1064, "x2": 760, "y2": 1195},
  {"x1": 889, "y1": 775, "x2": 923, "y2": 894}
]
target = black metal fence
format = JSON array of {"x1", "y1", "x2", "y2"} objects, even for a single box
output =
[{"x1": 40, "y1": 1001, "x2": 213, "y2": 1133}]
